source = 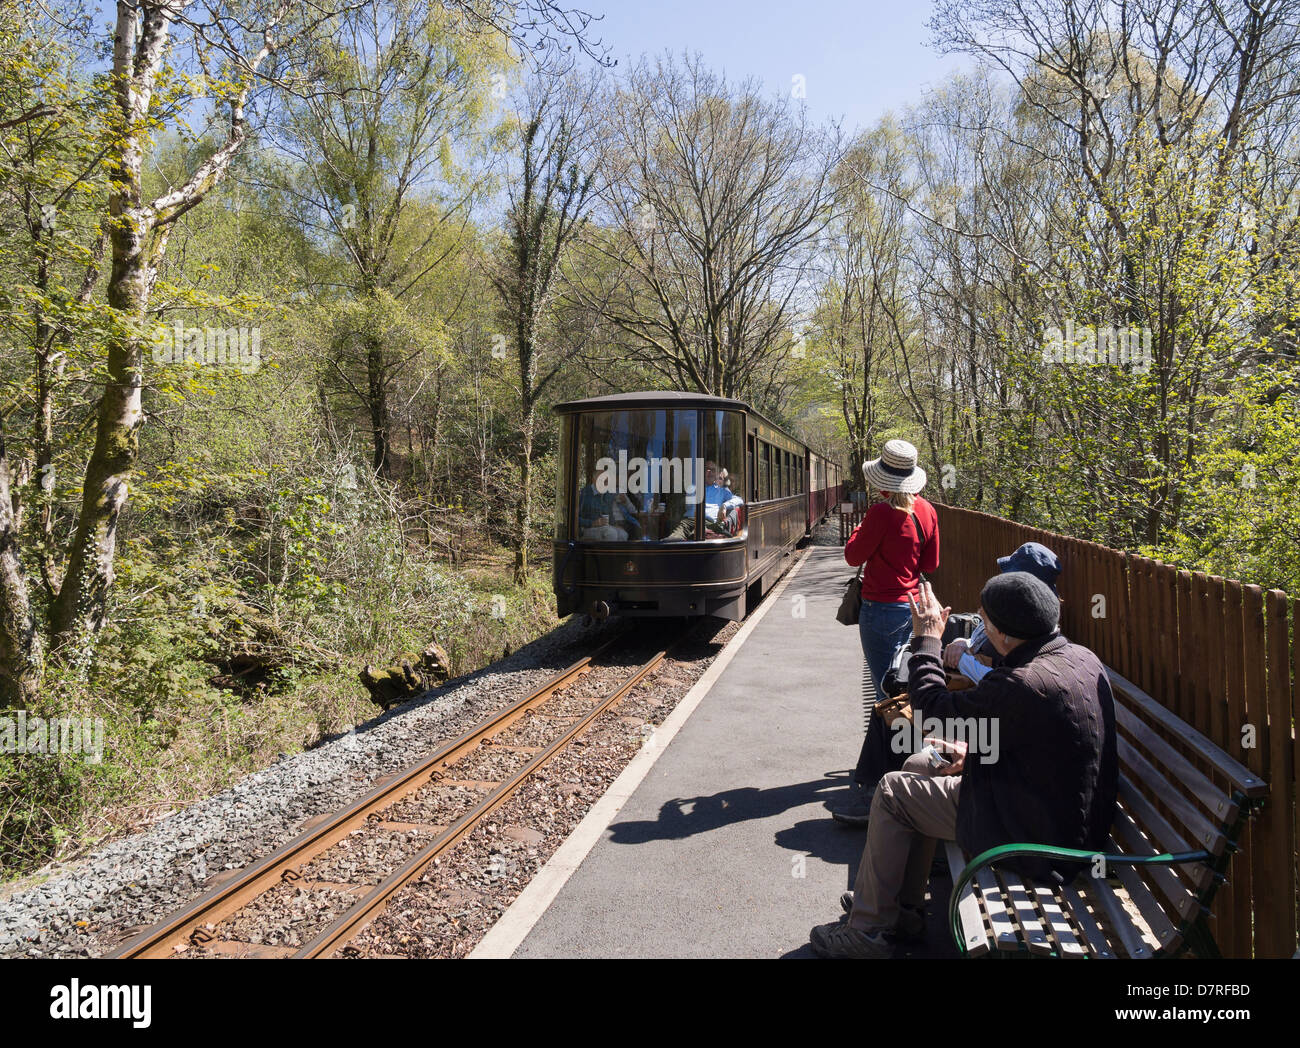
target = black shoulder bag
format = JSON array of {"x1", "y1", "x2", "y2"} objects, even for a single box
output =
[{"x1": 836, "y1": 564, "x2": 864, "y2": 625}]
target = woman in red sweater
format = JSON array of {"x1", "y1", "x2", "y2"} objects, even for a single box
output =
[{"x1": 831, "y1": 439, "x2": 939, "y2": 827}]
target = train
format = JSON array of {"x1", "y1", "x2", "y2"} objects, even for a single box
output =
[{"x1": 551, "y1": 391, "x2": 843, "y2": 621}]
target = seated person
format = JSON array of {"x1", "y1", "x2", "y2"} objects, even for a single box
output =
[
  {"x1": 831, "y1": 547, "x2": 1057, "y2": 823},
  {"x1": 810, "y1": 574, "x2": 1118, "y2": 959},
  {"x1": 943, "y1": 541, "x2": 1062, "y2": 684},
  {"x1": 703, "y1": 461, "x2": 744, "y2": 536},
  {"x1": 577, "y1": 465, "x2": 643, "y2": 542},
  {"x1": 660, "y1": 495, "x2": 694, "y2": 541}
]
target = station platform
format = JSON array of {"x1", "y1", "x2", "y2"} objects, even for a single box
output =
[{"x1": 473, "y1": 545, "x2": 958, "y2": 959}]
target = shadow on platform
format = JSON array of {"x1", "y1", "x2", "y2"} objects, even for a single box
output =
[{"x1": 606, "y1": 771, "x2": 856, "y2": 845}]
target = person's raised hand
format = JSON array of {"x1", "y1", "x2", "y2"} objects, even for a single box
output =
[{"x1": 907, "y1": 581, "x2": 951, "y2": 639}]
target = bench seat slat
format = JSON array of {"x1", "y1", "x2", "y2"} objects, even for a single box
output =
[
  {"x1": 996, "y1": 868, "x2": 1053, "y2": 956},
  {"x1": 1104, "y1": 835, "x2": 1183, "y2": 952},
  {"x1": 1110, "y1": 800, "x2": 1203, "y2": 921},
  {"x1": 973, "y1": 865, "x2": 1020, "y2": 950},
  {"x1": 1107, "y1": 669, "x2": 1267, "y2": 799},
  {"x1": 1057, "y1": 880, "x2": 1116, "y2": 958},
  {"x1": 1082, "y1": 876, "x2": 1157, "y2": 959},
  {"x1": 944, "y1": 841, "x2": 989, "y2": 956},
  {"x1": 1033, "y1": 884, "x2": 1088, "y2": 958}
]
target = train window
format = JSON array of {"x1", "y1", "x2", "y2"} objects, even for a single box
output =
[
  {"x1": 747, "y1": 435, "x2": 756, "y2": 503},
  {"x1": 781, "y1": 450, "x2": 790, "y2": 497},
  {"x1": 571, "y1": 409, "x2": 699, "y2": 542},
  {"x1": 758, "y1": 442, "x2": 770, "y2": 501},
  {"x1": 555, "y1": 414, "x2": 574, "y2": 539},
  {"x1": 702, "y1": 410, "x2": 747, "y2": 539}
]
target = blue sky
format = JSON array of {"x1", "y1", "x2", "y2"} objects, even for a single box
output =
[{"x1": 580, "y1": 0, "x2": 972, "y2": 133}]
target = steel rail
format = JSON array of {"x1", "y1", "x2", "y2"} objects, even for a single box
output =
[
  {"x1": 298, "y1": 642, "x2": 676, "y2": 958},
  {"x1": 112, "y1": 646, "x2": 612, "y2": 959}
]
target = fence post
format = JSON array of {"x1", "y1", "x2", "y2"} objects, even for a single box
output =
[{"x1": 1258, "y1": 591, "x2": 1297, "y2": 957}]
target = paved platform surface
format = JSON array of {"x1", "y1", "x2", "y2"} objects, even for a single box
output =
[{"x1": 510, "y1": 546, "x2": 957, "y2": 958}]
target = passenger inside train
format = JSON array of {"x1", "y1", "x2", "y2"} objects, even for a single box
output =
[
  {"x1": 703, "y1": 460, "x2": 745, "y2": 536},
  {"x1": 577, "y1": 455, "x2": 643, "y2": 541}
]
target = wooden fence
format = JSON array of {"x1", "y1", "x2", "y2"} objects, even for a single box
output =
[{"x1": 839, "y1": 502, "x2": 1298, "y2": 958}]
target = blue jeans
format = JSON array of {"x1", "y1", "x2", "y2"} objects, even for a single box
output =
[{"x1": 854, "y1": 599, "x2": 914, "y2": 791}]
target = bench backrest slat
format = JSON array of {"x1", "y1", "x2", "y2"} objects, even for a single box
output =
[
  {"x1": 1116, "y1": 775, "x2": 1214, "y2": 893},
  {"x1": 1119, "y1": 737, "x2": 1227, "y2": 855},
  {"x1": 1116, "y1": 774, "x2": 1189, "y2": 851},
  {"x1": 1107, "y1": 669, "x2": 1267, "y2": 799},
  {"x1": 1113, "y1": 702, "x2": 1238, "y2": 823}
]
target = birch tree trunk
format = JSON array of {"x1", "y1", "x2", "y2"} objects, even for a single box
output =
[
  {"x1": 0, "y1": 426, "x2": 40, "y2": 707},
  {"x1": 50, "y1": 0, "x2": 286, "y2": 654}
]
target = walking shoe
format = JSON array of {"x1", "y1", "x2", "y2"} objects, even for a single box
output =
[
  {"x1": 810, "y1": 920, "x2": 894, "y2": 959},
  {"x1": 839, "y1": 893, "x2": 925, "y2": 940},
  {"x1": 829, "y1": 782, "x2": 873, "y2": 827}
]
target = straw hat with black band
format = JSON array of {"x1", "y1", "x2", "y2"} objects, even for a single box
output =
[{"x1": 863, "y1": 439, "x2": 927, "y2": 494}]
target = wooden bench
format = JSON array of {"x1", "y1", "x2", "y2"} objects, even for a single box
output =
[{"x1": 944, "y1": 667, "x2": 1268, "y2": 958}]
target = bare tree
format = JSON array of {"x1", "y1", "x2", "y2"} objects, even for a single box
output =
[
  {"x1": 484, "y1": 67, "x2": 604, "y2": 581},
  {"x1": 821, "y1": 118, "x2": 914, "y2": 482},
  {"x1": 574, "y1": 53, "x2": 837, "y2": 405}
]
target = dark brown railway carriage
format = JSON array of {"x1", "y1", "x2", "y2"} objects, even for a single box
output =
[{"x1": 551, "y1": 391, "x2": 841, "y2": 621}]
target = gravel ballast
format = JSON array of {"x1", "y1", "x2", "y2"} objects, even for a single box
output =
[{"x1": 0, "y1": 616, "x2": 617, "y2": 958}]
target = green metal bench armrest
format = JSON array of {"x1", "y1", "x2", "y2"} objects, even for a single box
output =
[{"x1": 948, "y1": 842, "x2": 1212, "y2": 955}]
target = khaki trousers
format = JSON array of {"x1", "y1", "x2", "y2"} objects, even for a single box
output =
[{"x1": 848, "y1": 752, "x2": 961, "y2": 932}]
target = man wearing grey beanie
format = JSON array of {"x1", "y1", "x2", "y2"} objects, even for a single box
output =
[{"x1": 812, "y1": 575, "x2": 1117, "y2": 959}]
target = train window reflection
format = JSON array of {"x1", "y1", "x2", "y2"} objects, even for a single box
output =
[
  {"x1": 702, "y1": 410, "x2": 746, "y2": 539},
  {"x1": 555, "y1": 415, "x2": 574, "y2": 540},
  {"x1": 574, "y1": 410, "x2": 700, "y2": 542}
]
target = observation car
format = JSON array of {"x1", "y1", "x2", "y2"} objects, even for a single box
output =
[{"x1": 551, "y1": 391, "x2": 843, "y2": 621}]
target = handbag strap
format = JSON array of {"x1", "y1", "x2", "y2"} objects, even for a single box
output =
[
  {"x1": 910, "y1": 510, "x2": 927, "y2": 548},
  {"x1": 910, "y1": 510, "x2": 929, "y2": 583}
]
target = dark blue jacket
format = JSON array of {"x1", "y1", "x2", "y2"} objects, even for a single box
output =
[{"x1": 908, "y1": 631, "x2": 1118, "y2": 882}]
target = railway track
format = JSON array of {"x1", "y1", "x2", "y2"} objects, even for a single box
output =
[{"x1": 112, "y1": 631, "x2": 681, "y2": 959}]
